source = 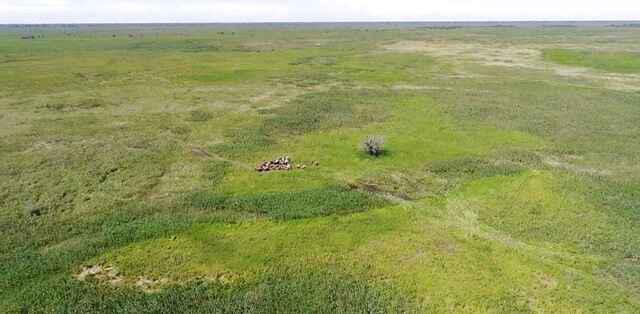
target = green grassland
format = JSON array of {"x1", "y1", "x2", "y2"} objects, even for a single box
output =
[
  {"x1": 2, "y1": 24, "x2": 640, "y2": 313},
  {"x1": 544, "y1": 48, "x2": 640, "y2": 73}
]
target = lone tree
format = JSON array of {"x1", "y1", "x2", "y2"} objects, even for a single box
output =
[{"x1": 362, "y1": 136, "x2": 385, "y2": 157}]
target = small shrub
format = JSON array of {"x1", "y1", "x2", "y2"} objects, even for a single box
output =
[{"x1": 362, "y1": 136, "x2": 385, "y2": 157}]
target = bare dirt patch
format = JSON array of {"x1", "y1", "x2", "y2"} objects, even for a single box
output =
[
  {"x1": 76, "y1": 265, "x2": 125, "y2": 286},
  {"x1": 135, "y1": 277, "x2": 170, "y2": 293},
  {"x1": 540, "y1": 154, "x2": 611, "y2": 177},
  {"x1": 384, "y1": 41, "x2": 640, "y2": 91},
  {"x1": 384, "y1": 40, "x2": 541, "y2": 69},
  {"x1": 391, "y1": 84, "x2": 494, "y2": 94},
  {"x1": 75, "y1": 264, "x2": 170, "y2": 292}
]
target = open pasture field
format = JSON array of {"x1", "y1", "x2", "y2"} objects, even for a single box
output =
[{"x1": 2, "y1": 22, "x2": 640, "y2": 312}]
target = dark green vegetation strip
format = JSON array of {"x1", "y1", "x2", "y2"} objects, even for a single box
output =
[
  {"x1": 543, "y1": 48, "x2": 640, "y2": 73},
  {"x1": 187, "y1": 186, "x2": 387, "y2": 220},
  {"x1": 11, "y1": 267, "x2": 414, "y2": 313}
]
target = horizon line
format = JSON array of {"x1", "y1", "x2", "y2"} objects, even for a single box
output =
[{"x1": 2, "y1": 19, "x2": 640, "y2": 26}]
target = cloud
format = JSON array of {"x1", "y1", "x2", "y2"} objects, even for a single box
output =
[{"x1": 1, "y1": 0, "x2": 639, "y2": 24}]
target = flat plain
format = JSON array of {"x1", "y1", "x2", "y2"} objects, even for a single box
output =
[{"x1": 1, "y1": 22, "x2": 640, "y2": 312}]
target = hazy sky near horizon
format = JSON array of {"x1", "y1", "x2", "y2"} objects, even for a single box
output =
[{"x1": 1, "y1": 0, "x2": 639, "y2": 24}]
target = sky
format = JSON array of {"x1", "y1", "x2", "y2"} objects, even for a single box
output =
[{"x1": 1, "y1": 0, "x2": 639, "y2": 24}]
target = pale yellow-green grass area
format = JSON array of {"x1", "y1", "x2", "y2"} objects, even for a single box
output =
[{"x1": 2, "y1": 24, "x2": 640, "y2": 313}]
